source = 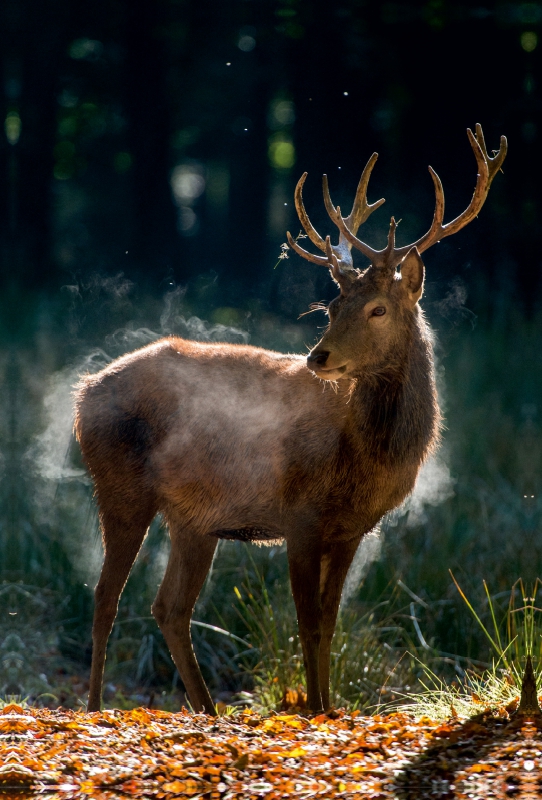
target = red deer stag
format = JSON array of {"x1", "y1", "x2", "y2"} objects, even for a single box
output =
[{"x1": 75, "y1": 125, "x2": 506, "y2": 715}]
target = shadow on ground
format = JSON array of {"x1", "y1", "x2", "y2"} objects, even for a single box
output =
[{"x1": 394, "y1": 713, "x2": 542, "y2": 798}]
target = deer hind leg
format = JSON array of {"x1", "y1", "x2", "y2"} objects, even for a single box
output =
[
  {"x1": 152, "y1": 523, "x2": 217, "y2": 715},
  {"x1": 88, "y1": 502, "x2": 156, "y2": 712},
  {"x1": 318, "y1": 535, "x2": 362, "y2": 710}
]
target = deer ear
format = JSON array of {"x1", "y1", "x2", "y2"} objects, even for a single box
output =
[{"x1": 400, "y1": 247, "x2": 425, "y2": 304}]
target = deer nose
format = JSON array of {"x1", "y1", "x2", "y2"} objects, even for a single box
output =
[{"x1": 307, "y1": 350, "x2": 330, "y2": 368}]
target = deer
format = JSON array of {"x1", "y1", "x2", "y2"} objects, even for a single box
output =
[{"x1": 75, "y1": 124, "x2": 506, "y2": 715}]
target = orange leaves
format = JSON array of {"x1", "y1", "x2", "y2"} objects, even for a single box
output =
[
  {"x1": 284, "y1": 745, "x2": 306, "y2": 758},
  {"x1": 467, "y1": 762, "x2": 494, "y2": 773},
  {"x1": 161, "y1": 779, "x2": 194, "y2": 795},
  {"x1": 231, "y1": 752, "x2": 249, "y2": 770},
  {"x1": 432, "y1": 722, "x2": 455, "y2": 738},
  {"x1": 261, "y1": 714, "x2": 304, "y2": 734},
  {"x1": 2, "y1": 703, "x2": 25, "y2": 714},
  {"x1": 506, "y1": 696, "x2": 520, "y2": 714},
  {"x1": 126, "y1": 708, "x2": 153, "y2": 725},
  {"x1": 0, "y1": 704, "x2": 411, "y2": 796},
  {"x1": 280, "y1": 685, "x2": 307, "y2": 712},
  {"x1": 1, "y1": 702, "x2": 542, "y2": 797}
]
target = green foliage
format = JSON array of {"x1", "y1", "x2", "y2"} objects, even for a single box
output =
[
  {"x1": 392, "y1": 659, "x2": 520, "y2": 722},
  {"x1": 394, "y1": 578, "x2": 542, "y2": 721}
]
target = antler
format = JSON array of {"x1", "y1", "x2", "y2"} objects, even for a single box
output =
[
  {"x1": 334, "y1": 124, "x2": 507, "y2": 269},
  {"x1": 286, "y1": 153, "x2": 385, "y2": 279}
]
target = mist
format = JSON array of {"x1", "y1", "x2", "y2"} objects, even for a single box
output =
[
  {"x1": 26, "y1": 287, "x2": 253, "y2": 586},
  {"x1": 341, "y1": 531, "x2": 383, "y2": 607},
  {"x1": 399, "y1": 452, "x2": 455, "y2": 528},
  {"x1": 27, "y1": 277, "x2": 459, "y2": 611}
]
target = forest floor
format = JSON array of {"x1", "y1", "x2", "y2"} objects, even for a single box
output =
[{"x1": 2, "y1": 702, "x2": 542, "y2": 798}]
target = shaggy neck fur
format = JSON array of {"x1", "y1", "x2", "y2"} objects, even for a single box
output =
[{"x1": 347, "y1": 310, "x2": 440, "y2": 465}]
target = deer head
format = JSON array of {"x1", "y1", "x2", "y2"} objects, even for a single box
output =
[{"x1": 287, "y1": 125, "x2": 507, "y2": 381}]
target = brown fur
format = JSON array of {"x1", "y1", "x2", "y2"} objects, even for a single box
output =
[{"x1": 75, "y1": 251, "x2": 440, "y2": 715}]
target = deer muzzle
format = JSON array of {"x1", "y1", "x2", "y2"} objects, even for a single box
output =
[{"x1": 307, "y1": 349, "x2": 349, "y2": 380}]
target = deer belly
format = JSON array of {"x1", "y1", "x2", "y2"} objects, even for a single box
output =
[{"x1": 210, "y1": 527, "x2": 283, "y2": 543}]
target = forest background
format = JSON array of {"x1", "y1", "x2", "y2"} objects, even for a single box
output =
[{"x1": 0, "y1": 0, "x2": 540, "y2": 712}]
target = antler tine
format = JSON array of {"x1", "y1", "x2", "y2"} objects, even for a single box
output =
[
  {"x1": 384, "y1": 217, "x2": 397, "y2": 257},
  {"x1": 474, "y1": 123, "x2": 490, "y2": 162},
  {"x1": 333, "y1": 206, "x2": 385, "y2": 264},
  {"x1": 322, "y1": 154, "x2": 385, "y2": 236},
  {"x1": 324, "y1": 235, "x2": 341, "y2": 281},
  {"x1": 413, "y1": 127, "x2": 493, "y2": 251},
  {"x1": 294, "y1": 172, "x2": 327, "y2": 253},
  {"x1": 389, "y1": 165, "x2": 445, "y2": 259},
  {"x1": 474, "y1": 122, "x2": 507, "y2": 186},
  {"x1": 322, "y1": 174, "x2": 338, "y2": 221},
  {"x1": 290, "y1": 159, "x2": 387, "y2": 272},
  {"x1": 391, "y1": 125, "x2": 507, "y2": 261},
  {"x1": 286, "y1": 230, "x2": 331, "y2": 266},
  {"x1": 291, "y1": 172, "x2": 368, "y2": 276},
  {"x1": 289, "y1": 126, "x2": 507, "y2": 273},
  {"x1": 344, "y1": 153, "x2": 386, "y2": 233}
]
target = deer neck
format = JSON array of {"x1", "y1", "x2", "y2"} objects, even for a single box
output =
[{"x1": 347, "y1": 314, "x2": 439, "y2": 466}]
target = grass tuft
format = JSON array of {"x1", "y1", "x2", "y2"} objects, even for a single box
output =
[{"x1": 391, "y1": 577, "x2": 542, "y2": 720}]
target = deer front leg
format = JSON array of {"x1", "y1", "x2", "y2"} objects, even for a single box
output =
[
  {"x1": 287, "y1": 537, "x2": 323, "y2": 712},
  {"x1": 318, "y1": 535, "x2": 362, "y2": 710}
]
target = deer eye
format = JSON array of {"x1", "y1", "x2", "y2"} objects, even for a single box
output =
[{"x1": 371, "y1": 306, "x2": 386, "y2": 316}]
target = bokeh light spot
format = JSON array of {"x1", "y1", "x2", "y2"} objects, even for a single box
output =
[
  {"x1": 54, "y1": 163, "x2": 74, "y2": 181},
  {"x1": 58, "y1": 115, "x2": 77, "y2": 138},
  {"x1": 58, "y1": 90, "x2": 78, "y2": 108},
  {"x1": 172, "y1": 127, "x2": 200, "y2": 150},
  {"x1": 178, "y1": 207, "x2": 197, "y2": 234},
  {"x1": 238, "y1": 35, "x2": 256, "y2": 52},
  {"x1": 269, "y1": 139, "x2": 295, "y2": 170},
  {"x1": 69, "y1": 38, "x2": 104, "y2": 60},
  {"x1": 170, "y1": 165, "x2": 206, "y2": 203},
  {"x1": 5, "y1": 111, "x2": 21, "y2": 145},
  {"x1": 268, "y1": 100, "x2": 295, "y2": 129},
  {"x1": 521, "y1": 31, "x2": 538, "y2": 51}
]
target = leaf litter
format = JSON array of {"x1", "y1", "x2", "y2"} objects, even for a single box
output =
[{"x1": 3, "y1": 701, "x2": 542, "y2": 798}]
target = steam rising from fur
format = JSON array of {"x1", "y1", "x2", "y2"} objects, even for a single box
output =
[
  {"x1": 33, "y1": 289, "x2": 250, "y2": 482},
  {"x1": 341, "y1": 531, "x2": 382, "y2": 607},
  {"x1": 160, "y1": 287, "x2": 249, "y2": 343},
  {"x1": 401, "y1": 452, "x2": 454, "y2": 526},
  {"x1": 340, "y1": 453, "x2": 454, "y2": 605},
  {"x1": 31, "y1": 352, "x2": 110, "y2": 484},
  {"x1": 30, "y1": 293, "x2": 454, "y2": 599},
  {"x1": 28, "y1": 292, "x2": 251, "y2": 586},
  {"x1": 435, "y1": 279, "x2": 477, "y2": 327}
]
